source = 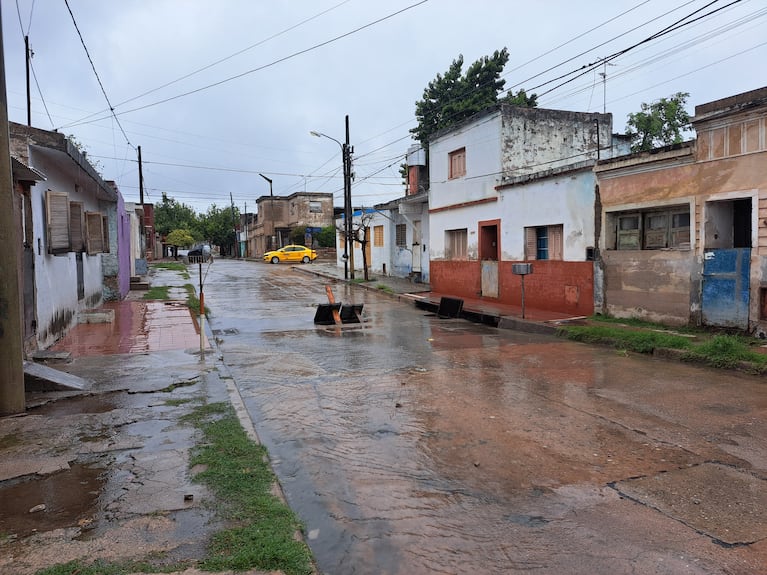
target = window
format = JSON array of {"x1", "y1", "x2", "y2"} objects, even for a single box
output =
[
  {"x1": 374, "y1": 225, "x2": 384, "y2": 247},
  {"x1": 448, "y1": 147, "x2": 466, "y2": 179},
  {"x1": 309, "y1": 201, "x2": 322, "y2": 213},
  {"x1": 46, "y1": 190, "x2": 70, "y2": 254},
  {"x1": 85, "y1": 212, "x2": 105, "y2": 254},
  {"x1": 70, "y1": 202, "x2": 85, "y2": 252},
  {"x1": 525, "y1": 225, "x2": 563, "y2": 260},
  {"x1": 610, "y1": 206, "x2": 690, "y2": 250},
  {"x1": 395, "y1": 224, "x2": 407, "y2": 247},
  {"x1": 445, "y1": 228, "x2": 468, "y2": 260}
]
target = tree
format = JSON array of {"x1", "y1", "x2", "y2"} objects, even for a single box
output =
[
  {"x1": 626, "y1": 92, "x2": 692, "y2": 152},
  {"x1": 199, "y1": 204, "x2": 238, "y2": 256},
  {"x1": 154, "y1": 193, "x2": 199, "y2": 237},
  {"x1": 316, "y1": 225, "x2": 336, "y2": 248},
  {"x1": 350, "y1": 212, "x2": 375, "y2": 281},
  {"x1": 411, "y1": 48, "x2": 537, "y2": 145},
  {"x1": 165, "y1": 229, "x2": 195, "y2": 260}
]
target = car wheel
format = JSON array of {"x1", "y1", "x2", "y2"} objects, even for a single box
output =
[
  {"x1": 302, "y1": 256, "x2": 310, "y2": 263},
  {"x1": 271, "y1": 256, "x2": 280, "y2": 264}
]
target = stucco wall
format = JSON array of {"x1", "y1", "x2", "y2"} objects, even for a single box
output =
[
  {"x1": 602, "y1": 250, "x2": 694, "y2": 326},
  {"x1": 429, "y1": 111, "x2": 502, "y2": 211},
  {"x1": 29, "y1": 149, "x2": 105, "y2": 348}
]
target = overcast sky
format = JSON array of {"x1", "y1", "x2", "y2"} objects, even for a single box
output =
[{"x1": 3, "y1": 0, "x2": 766, "y2": 214}]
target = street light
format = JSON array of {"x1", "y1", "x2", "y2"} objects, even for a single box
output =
[
  {"x1": 259, "y1": 173, "x2": 274, "y2": 251},
  {"x1": 310, "y1": 115, "x2": 354, "y2": 279}
]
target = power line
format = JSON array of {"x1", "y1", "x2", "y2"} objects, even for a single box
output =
[
  {"x1": 62, "y1": 0, "x2": 134, "y2": 148},
  {"x1": 59, "y1": 0, "x2": 430, "y2": 128}
]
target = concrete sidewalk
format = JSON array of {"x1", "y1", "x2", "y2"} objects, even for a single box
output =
[{"x1": 0, "y1": 266, "x2": 265, "y2": 575}]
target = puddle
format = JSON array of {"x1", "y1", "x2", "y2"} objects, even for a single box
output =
[
  {"x1": 29, "y1": 393, "x2": 118, "y2": 416},
  {"x1": 0, "y1": 463, "x2": 106, "y2": 539}
]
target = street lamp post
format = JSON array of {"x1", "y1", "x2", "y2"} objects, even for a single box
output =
[
  {"x1": 310, "y1": 115, "x2": 354, "y2": 279},
  {"x1": 259, "y1": 173, "x2": 274, "y2": 252}
]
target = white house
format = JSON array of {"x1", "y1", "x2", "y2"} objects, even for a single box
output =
[
  {"x1": 427, "y1": 103, "x2": 628, "y2": 315},
  {"x1": 10, "y1": 123, "x2": 118, "y2": 351}
]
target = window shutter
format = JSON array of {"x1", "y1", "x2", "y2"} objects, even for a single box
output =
[
  {"x1": 85, "y1": 212, "x2": 104, "y2": 254},
  {"x1": 525, "y1": 227, "x2": 537, "y2": 260},
  {"x1": 102, "y1": 215, "x2": 110, "y2": 253},
  {"x1": 70, "y1": 202, "x2": 84, "y2": 252},
  {"x1": 46, "y1": 190, "x2": 70, "y2": 254},
  {"x1": 549, "y1": 225, "x2": 563, "y2": 260}
]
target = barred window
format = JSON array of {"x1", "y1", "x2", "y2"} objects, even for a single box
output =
[{"x1": 395, "y1": 224, "x2": 407, "y2": 247}]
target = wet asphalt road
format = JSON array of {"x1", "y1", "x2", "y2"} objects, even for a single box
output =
[{"x1": 201, "y1": 259, "x2": 767, "y2": 575}]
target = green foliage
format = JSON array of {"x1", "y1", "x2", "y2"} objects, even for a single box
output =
[
  {"x1": 154, "y1": 193, "x2": 199, "y2": 237},
  {"x1": 198, "y1": 203, "x2": 238, "y2": 255},
  {"x1": 561, "y1": 325, "x2": 692, "y2": 354},
  {"x1": 188, "y1": 403, "x2": 313, "y2": 574},
  {"x1": 682, "y1": 335, "x2": 767, "y2": 370},
  {"x1": 151, "y1": 262, "x2": 187, "y2": 272},
  {"x1": 165, "y1": 228, "x2": 195, "y2": 248},
  {"x1": 412, "y1": 48, "x2": 537, "y2": 144},
  {"x1": 315, "y1": 225, "x2": 337, "y2": 248},
  {"x1": 626, "y1": 92, "x2": 692, "y2": 152},
  {"x1": 142, "y1": 285, "x2": 171, "y2": 300},
  {"x1": 291, "y1": 225, "x2": 307, "y2": 245}
]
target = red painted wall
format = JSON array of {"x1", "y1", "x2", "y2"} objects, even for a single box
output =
[{"x1": 431, "y1": 260, "x2": 594, "y2": 316}]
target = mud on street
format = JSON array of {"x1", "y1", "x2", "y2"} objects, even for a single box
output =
[
  {"x1": 1, "y1": 258, "x2": 766, "y2": 574},
  {"x1": 202, "y1": 260, "x2": 767, "y2": 574}
]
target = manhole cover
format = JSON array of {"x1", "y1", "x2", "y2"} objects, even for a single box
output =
[{"x1": 612, "y1": 463, "x2": 767, "y2": 545}]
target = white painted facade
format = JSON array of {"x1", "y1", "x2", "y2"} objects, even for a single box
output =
[
  {"x1": 11, "y1": 124, "x2": 118, "y2": 350},
  {"x1": 429, "y1": 104, "x2": 616, "y2": 263}
]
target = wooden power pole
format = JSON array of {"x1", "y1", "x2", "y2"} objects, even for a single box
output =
[{"x1": 0, "y1": 8, "x2": 27, "y2": 415}]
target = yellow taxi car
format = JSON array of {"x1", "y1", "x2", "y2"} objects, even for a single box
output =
[{"x1": 263, "y1": 245, "x2": 317, "y2": 264}]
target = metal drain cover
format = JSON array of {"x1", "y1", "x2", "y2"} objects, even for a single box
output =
[{"x1": 612, "y1": 463, "x2": 767, "y2": 545}]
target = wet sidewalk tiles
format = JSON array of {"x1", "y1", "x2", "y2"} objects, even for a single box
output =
[{"x1": 49, "y1": 300, "x2": 208, "y2": 357}]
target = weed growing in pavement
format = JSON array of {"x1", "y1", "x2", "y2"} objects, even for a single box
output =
[
  {"x1": 682, "y1": 334, "x2": 767, "y2": 372},
  {"x1": 152, "y1": 262, "x2": 186, "y2": 272},
  {"x1": 142, "y1": 285, "x2": 171, "y2": 300},
  {"x1": 561, "y1": 325, "x2": 693, "y2": 354},
  {"x1": 560, "y1": 320, "x2": 767, "y2": 372},
  {"x1": 35, "y1": 403, "x2": 313, "y2": 575},
  {"x1": 376, "y1": 284, "x2": 395, "y2": 294},
  {"x1": 35, "y1": 559, "x2": 178, "y2": 574},
  {"x1": 183, "y1": 402, "x2": 314, "y2": 574},
  {"x1": 184, "y1": 283, "x2": 208, "y2": 316}
]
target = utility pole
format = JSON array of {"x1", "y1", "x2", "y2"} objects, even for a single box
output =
[
  {"x1": 0, "y1": 9, "x2": 27, "y2": 415},
  {"x1": 230, "y1": 192, "x2": 237, "y2": 257},
  {"x1": 138, "y1": 145, "x2": 144, "y2": 204},
  {"x1": 259, "y1": 173, "x2": 273, "y2": 251},
  {"x1": 25, "y1": 36, "x2": 31, "y2": 126},
  {"x1": 344, "y1": 115, "x2": 355, "y2": 279}
]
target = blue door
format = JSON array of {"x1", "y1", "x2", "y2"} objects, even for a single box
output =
[{"x1": 701, "y1": 248, "x2": 750, "y2": 329}]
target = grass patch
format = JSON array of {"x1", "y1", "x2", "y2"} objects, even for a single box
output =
[
  {"x1": 375, "y1": 284, "x2": 394, "y2": 294},
  {"x1": 682, "y1": 335, "x2": 767, "y2": 371},
  {"x1": 35, "y1": 402, "x2": 313, "y2": 575},
  {"x1": 35, "y1": 559, "x2": 179, "y2": 574},
  {"x1": 151, "y1": 262, "x2": 186, "y2": 272},
  {"x1": 561, "y1": 325, "x2": 693, "y2": 354},
  {"x1": 142, "y1": 285, "x2": 171, "y2": 300},
  {"x1": 184, "y1": 284, "x2": 208, "y2": 316},
  {"x1": 186, "y1": 402, "x2": 313, "y2": 575},
  {"x1": 560, "y1": 319, "x2": 767, "y2": 372}
]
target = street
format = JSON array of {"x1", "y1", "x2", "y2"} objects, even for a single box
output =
[{"x1": 202, "y1": 259, "x2": 767, "y2": 575}]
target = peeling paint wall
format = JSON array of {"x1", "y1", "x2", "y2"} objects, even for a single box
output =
[{"x1": 597, "y1": 88, "x2": 767, "y2": 330}]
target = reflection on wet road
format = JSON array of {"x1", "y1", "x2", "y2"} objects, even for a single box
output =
[{"x1": 203, "y1": 260, "x2": 767, "y2": 574}]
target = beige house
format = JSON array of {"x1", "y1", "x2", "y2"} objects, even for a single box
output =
[
  {"x1": 249, "y1": 192, "x2": 334, "y2": 256},
  {"x1": 595, "y1": 86, "x2": 767, "y2": 333}
]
